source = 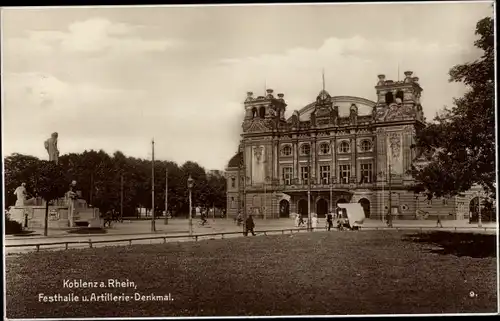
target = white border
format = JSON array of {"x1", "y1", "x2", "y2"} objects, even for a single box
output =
[{"x1": 2, "y1": 1, "x2": 498, "y2": 319}]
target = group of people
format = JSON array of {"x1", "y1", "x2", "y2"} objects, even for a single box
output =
[
  {"x1": 295, "y1": 211, "x2": 349, "y2": 231},
  {"x1": 235, "y1": 212, "x2": 256, "y2": 236}
]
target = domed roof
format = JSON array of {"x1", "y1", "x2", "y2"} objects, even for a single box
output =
[
  {"x1": 317, "y1": 89, "x2": 331, "y2": 101},
  {"x1": 227, "y1": 151, "x2": 243, "y2": 168},
  {"x1": 287, "y1": 96, "x2": 377, "y2": 122}
]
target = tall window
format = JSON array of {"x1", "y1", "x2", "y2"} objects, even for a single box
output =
[
  {"x1": 339, "y1": 141, "x2": 350, "y2": 153},
  {"x1": 360, "y1": 140, "x2": 372, "y2": 152},
  {"x1": 360, "y1": 163, "x2": 373, "y2": 183},
  {"x1": 231, "y1": 197, "x2": 235, "y2": 209},
  {"x1": 385, "y1": 92, "x2": 394, "y2": 104},
  {"x1": 259, "y1": 107, "x2": 266, "y2": 118},
  {"x1": 300, "y1": 166, "x2": 309, "y2": 185},
  {"x1": 282, "y1": 167, "x2": 293, "y2": 185},
  {"x1": 339, "y1": 164, "x2": 351, "y2": 184},
  {"x1": 300, "y1": 144, "x2": 311, "y2": 155},
  {"x1": 320, "y1": 143, "x2": 330, "y2": 155},
  {"x1": 320, "y1": 165, "x2": 331, "y2": 184},
  {"x1": 231, "y1": 177, "x2": 236, "y2": 188},
  {"x1": 281, "y1": 145, "x2": 292, "y2": 156}
]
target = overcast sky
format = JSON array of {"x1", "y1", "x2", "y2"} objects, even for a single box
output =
[{"x1": 1, "y1": 2, "x2": 493, "y2": 170}]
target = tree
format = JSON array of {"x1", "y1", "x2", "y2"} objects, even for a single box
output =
[
  {"x1": 36, "y1": 161, "x2": 68, "y2": 236},
  {"x1": 4, "y1": 154, "x2": 41, "y2": 207},
  {"x1": 410, "y1": 16, "x2": 495, "y2": 200}
]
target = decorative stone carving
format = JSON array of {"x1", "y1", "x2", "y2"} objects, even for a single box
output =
[
  {"x1": 310, "y1": 111, "x2": 316, "y2": 127},
  {"x1": 330, "y1": 106, "x2": 339, "y2": 125},
  {"x1": 377, "y1": 74, "x2": 386, "y2": 86},
  {"x1": 292, "y1": 110, "x2": 300, "y2": 127},
  {"x1": 388, "y1": 133, "x2": 401, "y2": 160},
  {"x1": 44, "y1": 132, "x2": 59, "y2": 164},
  {"x1": 243, "y1": 119, "x2": 274, "y2": 133},
  {"x1": 349, "y1": 104, "x2": 358, "y2": 124}
]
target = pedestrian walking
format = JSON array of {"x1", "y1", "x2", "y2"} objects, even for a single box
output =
[
  {"x1": 327, "y1": 212, "x2": 333, "y2": 231},
  {"x1": 298, "y1": 214, "x2": 305, "y2": 227},
  {"x1": 245, "y1": 215, "x2": 256, "y2": 236},
  {"x1": 436, "y1": 214, "x2": 443, "y2": 228},
  {"x1": 386, "y1": 210, "x2": 393, "y2": 228}
]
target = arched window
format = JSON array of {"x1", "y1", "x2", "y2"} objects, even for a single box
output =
[
  {"x1": 281, "y1": 145, "x2": 292, "y2": 156},
  {"x1": 360, "y1": 140, "x2": 372, "y2": 152},
  {"x1": 259, "y1": 107, "x2": 266, "y2": 118},
  {"x1": 300, "y1": 144, "x2": 311, "y2": 155},
  {"x1": 320, "y1": 143, "x2": 330, "y2": 155},
  {"x1": 231, "y1": 177, "x2": 236, "y2": 188},
  {"x1": 395, "y1": 90, "x2": 404, "y2": 102},
  {"x1": 339, "y1": 141, "x2": 350, "y2": 153},
  {"x1": 385, "y1": 92, "x2": 394, "y2": 104},
  {"x1": 252, "y1": 108, "x2": 258, "y2": 118}
]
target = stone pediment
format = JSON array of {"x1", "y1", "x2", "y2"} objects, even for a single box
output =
[
  {"x1": 243, "y1": 119, "x2": 274, "y2": 133},
  {"x1": 376, "y1": 103, "x2": 416, "y2": 122}
]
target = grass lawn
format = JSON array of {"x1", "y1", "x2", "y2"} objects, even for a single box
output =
[{"x1": 5, "y1": 230, "x2": 497, "y2": 317}]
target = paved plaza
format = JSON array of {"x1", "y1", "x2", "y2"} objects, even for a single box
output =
[{"x1": 4, "y1": 217, "x2": 497, "y2": 254}]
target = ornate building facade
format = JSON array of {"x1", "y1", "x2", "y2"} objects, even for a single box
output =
[{"x1": 226, "y1": 72, "x2": 481, "y2": 221}]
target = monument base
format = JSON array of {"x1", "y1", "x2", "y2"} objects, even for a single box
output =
[{"x1": 8, "y1": 204, "x2": 103, "y2": 230}]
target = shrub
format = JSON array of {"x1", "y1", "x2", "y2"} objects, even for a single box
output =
[{"x1": 5, "y1": 215, "x2": 23, "y2": 235}]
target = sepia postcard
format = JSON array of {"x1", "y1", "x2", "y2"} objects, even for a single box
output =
[{"x1": 2, "y1": 1, "x2": 498, "y2": 319}]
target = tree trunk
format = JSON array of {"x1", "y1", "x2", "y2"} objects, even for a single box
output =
[{"x1": 44, "y1": 200, "x2": 49, "y2": 236}]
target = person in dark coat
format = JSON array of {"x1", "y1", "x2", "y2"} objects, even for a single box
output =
[
  {"x1": 245, "y1": 215, "x2": 256, "y2": 236},
  {"x1": 327, "y1": 212, "x2": 333, "y2": 231}
]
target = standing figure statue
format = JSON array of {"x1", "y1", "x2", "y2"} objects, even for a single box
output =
[
  {"x1": 14, "y1": 183, "x2": 27, "y2": 206},
  {"x1": 44, "y1": 132, "x2": 59, "y2": 165}
]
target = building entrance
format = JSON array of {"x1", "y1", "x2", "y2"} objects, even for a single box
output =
[
  {"x1": 298, "y1": 199, "x2": 308, "y2": 216},
  {"x1": 316, "y1": 199, "x2": 328, "y2": 218},
  {"x1": 279, "y1": 200, "x2": 290, "y2": 218}
]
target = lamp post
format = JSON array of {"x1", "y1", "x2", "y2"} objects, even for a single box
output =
[
  {"x1": 307, "y1": 147, "x2": 312, "y2": 232},
  {"x1": 264, "y1": 176, "x2": 270, "y2": 220},
  {"x1": 387, "y1": 164, "x2": 393, "y2": 227},
  {"x1": 329, "y1": 176, "x2": 333, "y2": 213},
  {"x1": 477, "y1": 191, "x2": 482, "y2": 228},
  {"x1": 187, "y1": 175, "x2": 194, "y2": 236},
  {"x1": 164, "y1": 168, "x2": 168, "y2": 225}
]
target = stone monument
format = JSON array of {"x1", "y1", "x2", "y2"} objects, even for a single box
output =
[
  {"x1": 14, "y1": 183, "x2": 27, "y2": 206},
  {"x1": 44, "y1": 132, "x2": 59, "y2": 164}
]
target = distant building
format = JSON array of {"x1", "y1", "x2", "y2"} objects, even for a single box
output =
[{"x1": 225, "y1": 72, "x2": 483, "y2": 221}]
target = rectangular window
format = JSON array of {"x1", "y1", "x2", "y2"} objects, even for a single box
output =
[
  {"x1": 320, "y1": 165, "x2": 330, "y2": 184},
  {"x1": 300, "y1": 166, "x2": 309, "y2": 185},
  {"x1": 282, "y1": 167, "x2": 293, "y2": 185},
  {"x1": 231, "y1": 177, "x2": 236, "y2": 188},
  {"x1": 231, "y1": 197, "x2": 235, "y2": 209},
  {"x1": 360, "y1": 163, "x2": 373, "y2": 183},
  {"x1": 339, "y1": 164, "x2": 351, "y2": 184}
]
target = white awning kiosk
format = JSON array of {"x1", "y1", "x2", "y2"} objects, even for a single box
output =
[{"x1": 337, "y1": 203, "x2": 366, "y2": 227}]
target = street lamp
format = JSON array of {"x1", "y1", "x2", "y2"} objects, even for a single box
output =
[
  {"x1": 187, "y1": 175, "x2": 194, "y2": 236},
  {"x1": 329, "y1": 176, "x2": 334, "y2": 213},
  {"x1": 477, "y1": 191, "x2": 483, "y2": 228}
]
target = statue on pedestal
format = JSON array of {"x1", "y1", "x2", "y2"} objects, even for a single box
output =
[
  {"x1": 44, "y1": 132, "x2": 59, "y2": 165},
  {"x1": 66, "y1": 180, "x2": 78, "y2": 228},
  {"x1": 14, "y1": 183, "x2": 27, "y2": 206}
]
